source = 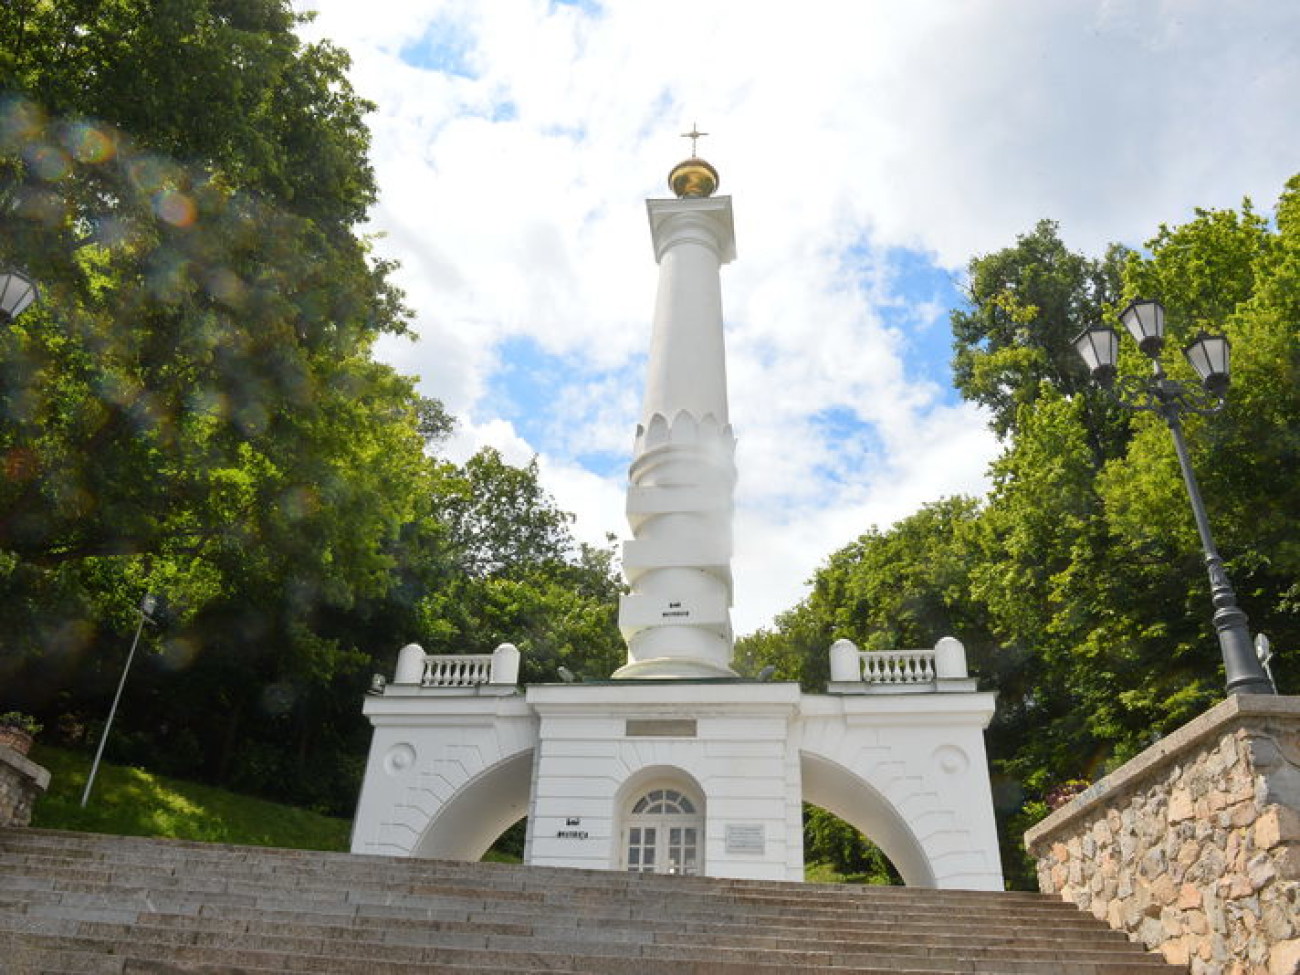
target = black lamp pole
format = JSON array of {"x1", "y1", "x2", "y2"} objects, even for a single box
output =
[{"x1": 1073, "y1": 299, "x2": 1275, "y2": 697}]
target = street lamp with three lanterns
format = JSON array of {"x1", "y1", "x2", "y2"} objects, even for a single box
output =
[{"x1": 1073, "y1": 299, "x2": 1275, "y2": 697}]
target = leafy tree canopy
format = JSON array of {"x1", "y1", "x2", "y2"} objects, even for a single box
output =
[
  {"x1": 951, "y1": 219, "x2": 1127, "y2": 441},
  {"x1": 744, "y1": 176, "x2": 1300, "y2": 887},
  {"x1": 0, "y1": 2, "x2": 625, "y2": 817}
]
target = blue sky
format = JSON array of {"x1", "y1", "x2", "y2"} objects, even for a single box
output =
[{"x1": 297, "y1": 0, "x2": 1300, "y2": 634}]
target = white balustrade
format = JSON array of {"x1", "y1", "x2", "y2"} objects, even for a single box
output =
[
  {"x1": 859, "y1": 649, "x2": 936, "y2": 684},
  {"x1": 422, "y1": 654, "x2": 493, "y2": 687},
  {"x1": 827, "y1": 637, "x2": 970, "y2": 690},
  {"x1": 390, "y1": 642, "x2": 521, "y2": 688}
]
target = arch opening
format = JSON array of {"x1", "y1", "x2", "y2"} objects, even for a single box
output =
[
  {"x1": 483, "y1": 817, "x2": 527, "y2": 863},
  {"x1": 803, "y1": 803, "x2": 903, "y2": 885},
  {"x1": 800, "y1": 751, "x2": 937, "y2": 887},
  {"x1": 413, "y1": 749, "x2": 533, "y2": 861}
]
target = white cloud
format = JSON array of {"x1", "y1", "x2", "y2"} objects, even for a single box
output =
[{"x1": 297, "y1": 0, "x2": 1300, "y2": 635}]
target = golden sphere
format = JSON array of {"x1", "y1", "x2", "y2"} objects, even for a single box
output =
[{"x1": 668, "y1": 157, "x2": 719, "y2": 198}]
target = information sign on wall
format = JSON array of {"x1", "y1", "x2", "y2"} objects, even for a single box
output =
[{"x1": 725, "y1": 823, "x2": 765, "y2": 855}]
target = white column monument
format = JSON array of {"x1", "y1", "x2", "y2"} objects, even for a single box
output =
[
  {"x1": 350, "y1": 137, "x2": 1005, "y2": 890},
  {"x1": 614, "y1": 150, "x2": 738, "y2": 679}
]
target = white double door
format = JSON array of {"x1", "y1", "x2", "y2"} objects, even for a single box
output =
[{"x1": 622, "y1": 787, "x2": 702, "y2": 875}]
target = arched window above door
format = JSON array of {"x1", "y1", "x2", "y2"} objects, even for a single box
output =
[{"x1": 632, "y1": 788, "x2": 695, "y2": 816}]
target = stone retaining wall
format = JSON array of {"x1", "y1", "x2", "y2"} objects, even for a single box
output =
[
  {"x1": 1025, "y1": 695, "x2": 1300, "y2": 975},
  {"x1": 0, "y1": 745, "x2": 50, "y2": 827}
]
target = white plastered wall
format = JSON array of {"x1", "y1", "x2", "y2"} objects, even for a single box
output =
[
  {"x1": 350, "y1": 682, "x2": 1003, "y2": 890},
  {"x1": 523, "y1": 682, "x2": 804, "y2": 881},
  {"x1": 797, "y1": 692, "x2": 1004, "y2": 890},
  {"x1": 349, "y1": 689, "x2": 537, "y2": 859}
]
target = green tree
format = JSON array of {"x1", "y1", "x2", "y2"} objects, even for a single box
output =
[
  {"x1": 1, "y1": 0, "x2": 376, "y2": 227},
  {"x1": 951, "y1": 219, "x2": 1128, "y2": 444},
  {"x1": 433, "y1": 448, "x2": 575, "y2": 578},
  {"x1": 803, "y1": 804, "x2": 902, "y2": 885},
  {"x1": 738, "y1": 497, "x2": 996, "y2": 692},
  {"x1": 418, "y1": 449, "x2": 625, "y2": 683},
  {"x1": 748, "y1": 178, "x2": 1300, "y2": 888},
  {"x1": 0, "y1": 2, "x2": 439, "y2": 811}
]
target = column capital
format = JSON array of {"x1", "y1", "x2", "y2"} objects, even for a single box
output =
[{"x1": 647, "y1": 196, "x2": 736, "y2": 264}]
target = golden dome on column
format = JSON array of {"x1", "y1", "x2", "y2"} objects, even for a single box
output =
[{"x1": 668, "y1": 156, "x2": 719, "y2": 198}]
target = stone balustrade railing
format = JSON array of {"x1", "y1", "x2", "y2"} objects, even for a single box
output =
[
  {"x1": 827, "y1": 636, "x2": 974, "y2": 693},
  {"x1": 860, "y1": 649, "x2": 936, "y2": 683},
  {"x1": 422, "y1": 654, "x2": 492, "y2": 687},
  {"x1": 391, "y1": 642, "x2": 520, "y2": 688}
]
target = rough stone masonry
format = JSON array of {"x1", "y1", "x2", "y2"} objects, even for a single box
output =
[{"x1": 1025, "y1": 695, "x2": 1300, "y2": 975}]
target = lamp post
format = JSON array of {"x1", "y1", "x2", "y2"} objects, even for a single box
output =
[
  {"x1": 0, "y1": 267, "x2": 40, "y2": 323},
  {"x1": 1073, "y1": 299, "x2": 1275, "y2": 696},
  {"x1": 81, "y1": 594, "x2": 157, "y2": 807}
]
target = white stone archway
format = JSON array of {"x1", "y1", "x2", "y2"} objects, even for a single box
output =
[
  {"x1": 800, "y1": 752, "x2": 936, "y2": 887},
  {"x1": 796, "y1": 688, "x2": 1004, "y2": 890},
  {"x1": 349, "y1": 688, "x2": 537, "y2": 859},
  {"x1": 354, "y1": 642, "x2": 1004, "y2": 890},
  {"x1": 413, "y1": 749, "x2": 534, "y2": 861}
]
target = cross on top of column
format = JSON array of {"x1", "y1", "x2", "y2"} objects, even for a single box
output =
[{"x1": 681, "y1": 123, "x2": 708, "y2": 157}]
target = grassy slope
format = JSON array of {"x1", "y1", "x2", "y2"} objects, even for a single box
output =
[
  {"x1": 22, "y1": 746, "x2": 875, "y2": 878},
  {"x1": 27, "y1": 745, "x2": 350, "y2": 851}
]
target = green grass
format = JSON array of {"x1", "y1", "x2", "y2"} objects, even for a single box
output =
[
  {"x1": 804, "y1": 860, "x2": 897, "y2": 885},
  {"x1": 27, "y1": 745, "x2": 350, "y2": 852}
]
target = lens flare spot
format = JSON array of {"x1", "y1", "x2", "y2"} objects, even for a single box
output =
[
  {"x1": 234, "y1": 401, "x2": 268, "y2": 435},
  {"x1": 3, "y1": 447, "x2": 39, "y2": 482},
  {"x1": 44, "y1": 619, "x2": 97, "y2": 660},
  {"x1": 187, "y1": 386, "x2": 229, "y2": 419},
  {"x1": 128, "y1": 156, "x2": 175, "y2": 193},
  {"x1": 159, "y1": 636, "x2": 199, "y2": 672},
  {"x1": 260, "y1": 682, "x2": 298, "y2": 716},
  {"x1": 0, "y1": 96, "x2": 45, "y2": 151},
  {"x1": 25, "y1": 144, "x2": 70, "y2": 180},
  {"x1": 205, "y1": 267, "x2": 247, "y2": 307},
  {"x1": 64, "y1": 122, "x2": 116, "y2": 164},
  {"x1": 155, "y1": 190, "x2": 197, "y2": 227},
  {"x1": 279, "y1": 485, "x2": 321, "y2": 520}
]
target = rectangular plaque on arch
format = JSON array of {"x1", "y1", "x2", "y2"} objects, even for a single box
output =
[
  {"x1": 625, "y1": 719, "x2": 697, "y2": 738},
  {"x1": 725, "y1": 823, "x2": 765, "y2": 855}
]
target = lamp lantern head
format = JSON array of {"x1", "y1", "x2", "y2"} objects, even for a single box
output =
[
  {"x1": 0, "y1": 268, "x2": 39, "y2": 324},
  {"x1": 1073, "y1": 325, "x2": 1120, "y2": 386},
  {"x1": 1184, "y1": 331, "x2": 1230, "y2": 396},
  {"x1": 1118, "y1": 299, "x2": 1166, "y2": 358}
]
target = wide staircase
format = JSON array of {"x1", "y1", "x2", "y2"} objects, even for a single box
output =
[{"x1": 0, "y1": 827, "x2": 1179, "y2": 974}]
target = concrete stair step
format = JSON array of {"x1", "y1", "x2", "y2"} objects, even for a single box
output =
[
  {"x1": 5, "y1": 829, "x2": 1068, "y2": 904},
  {"x1": 0, "y1": 859, "x2": 1104, "y2": 927},
  {"x1": 30, "y1": 914, "x2": 1169, "y2": 969},
  {"x1": 2, "y1": 909, "x2": 1157, "y2": 970},
  {"x1": 97, "y1": 906, "x2": 1138, "y2": 953},
  {"x1": 0, "y1": 828, "x2": 1179, "y2": 974},
  {"x1": 4, "y1": 842, "x2": 1064, "y2": 909},
  {"x1": 2, "y1": 880, "x2": 1133, "y2": 949},
  {"x1": 0, "y1": 928, "x2": 1172, "y2": 975}
]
